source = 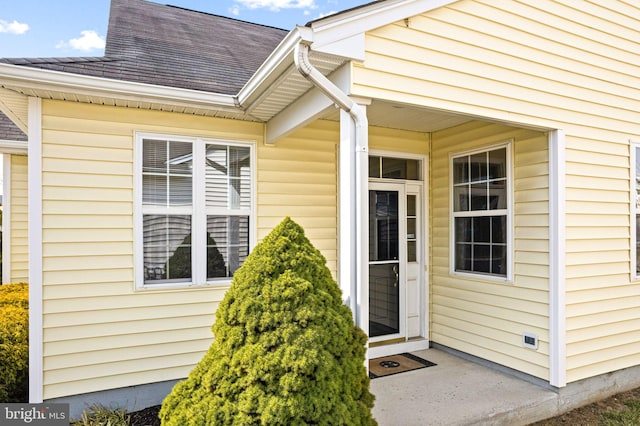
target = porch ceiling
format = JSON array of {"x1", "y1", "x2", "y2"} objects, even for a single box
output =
[{"x1": 325, "y1": 100, "x2": 472, "y2": 133}]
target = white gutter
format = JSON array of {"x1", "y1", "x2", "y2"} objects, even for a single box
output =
[
  {"x1": 293, "y1": 29, "x2": 369, "y2": 333},
  {"x1": 0, "y1": 139, "x2": 28, "y2": 154},
  {"x1": 0, "y1": 63, "x2": 238, "y2": 111}
]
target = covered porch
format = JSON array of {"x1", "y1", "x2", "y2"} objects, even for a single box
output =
[
  {"x1": 261, "y1": 34, "x2": 562, "y2": 383},
  {"x1": 370, "y1": 346, "x2": 635, "y2": 426}
]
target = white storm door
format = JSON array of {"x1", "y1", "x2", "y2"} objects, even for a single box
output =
[{"x1": 369, "y1": 182, "x2": 406, "y2": 342}]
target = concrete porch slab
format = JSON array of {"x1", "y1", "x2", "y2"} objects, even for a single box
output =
[{"x1": 370, "y1": 348, "x2": 559, "y2": 425}]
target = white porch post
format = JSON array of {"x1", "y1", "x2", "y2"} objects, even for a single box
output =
[
  {"x1": 28, "y1": 96, "x2": 44, "y2": 403},
  {"x1": 339, "y1": 109, "x2": 357, "y2": 316},
  {"x1": 549, "y1": 129, "x2": 567, "y2": 388},
  {"x1": 338, "y1": 103, "x2": 369, "y2": 334},
  {"x1": 355, "y1": 105, "x2": 369, "y2": 336}
]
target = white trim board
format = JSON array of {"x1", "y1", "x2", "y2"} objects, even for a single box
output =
[
  {"x1": 28, "y1": 97, "x2": 43, "y2": 402},
  {"x1": 630, "y1": 139, "x2": 640, "y2": 282},
  {"x1": 2, "y1": 154, "x2": 11, "y2": 283}
]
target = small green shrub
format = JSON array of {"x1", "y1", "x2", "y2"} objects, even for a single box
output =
[
  {"x1": 71, "y1": 404, "x2": 130, "y2": 426},
  {"x1": 0, "y1": 282, "x2": 29, "y2": 402},
  {"x1": 160, "y1": 217, "x2": 376, "y2": 425}
]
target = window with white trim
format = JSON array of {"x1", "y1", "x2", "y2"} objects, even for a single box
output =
[
  {"x1": 137, "y1": 134, "x2": 253, "y2": 287},
  {"x1": 451, "y1": 145, "x2": 510, "y2": 278}
]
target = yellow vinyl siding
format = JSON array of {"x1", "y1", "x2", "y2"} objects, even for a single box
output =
[
  {"x1": 0, "y1": 88, "x2": 28, "y2": 132},
  {"x1": 354, "y1": 3, "x2": 639, "y2": 133},
  {"x1": 369, "y1": 126, "x2": 429, "y2": 154},
  {"x1": 39, "y1": 100, "x2": 340, "y2": 399},
  {"x1": 258, "y1": 120, "x2": 339, "y2": 273},
  {"x1": 8, "y1": 154, "x2": 28, "y2": 282},
  {"x1": 564, "y1": 132, "x2": 637, "y2": 382},
  {"x1": 430, "y1": 121, "x2": 550, "y2": 380},
  {"x1": 354, "y1": 0, "x2": 640, "y2": 383}
]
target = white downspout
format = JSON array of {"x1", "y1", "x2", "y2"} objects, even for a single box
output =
[{"x1": 294, "y1": 39, "x2": 369, "y2": 335}]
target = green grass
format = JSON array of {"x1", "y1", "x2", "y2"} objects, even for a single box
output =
[{"x1": 600, "y1": 400, "x2": 640, "y2": 426}]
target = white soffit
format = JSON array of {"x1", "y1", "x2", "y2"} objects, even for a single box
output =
[
  {"x1": 247, "y1": 50, "x2": 346, "y2": 122},
  {"x1": 325, "y1": 100, "x2": 471, "y2": 133}
]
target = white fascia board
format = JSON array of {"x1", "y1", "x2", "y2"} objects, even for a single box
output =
[
  {"x1": 0, "y1": 139, "x2": 28, "y2": 154},
  {"x1": 313, "y1": 34, "x2": 366, "y2": 62},
  {"x1": 265, "y1": 64, "x2": 351, "y2": 144},
  {"x1": 310, "y1": 0, "x2": 457, "y2": 55},
  {"x1": 0, "y1": 63, "x2": 238, "y2": 111}
]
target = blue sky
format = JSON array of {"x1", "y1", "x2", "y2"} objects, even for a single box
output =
[{"x1": 0, "y1": 0, "x2": 370, "y2": 58}]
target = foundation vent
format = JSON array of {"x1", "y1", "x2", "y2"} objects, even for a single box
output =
[{"x1": 523, "y1": 332, "x2": 538, "y2": 350}]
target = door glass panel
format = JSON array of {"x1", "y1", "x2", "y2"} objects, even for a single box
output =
[
  {"x1": 369, "y1": 156, "x2": 381, "y2": 178},
  {"x1": 369, "y1": 189, "x2": 400, "y2": 338},
  {"x1": 369, "y1": 263, "x2": 400, "y2": 337},
  {"x1": 382, "y1": 158, "x2": 420, "y2": 180},
  {"x1": 407, "y1": 194, "x2": 416, "y2": 216},
  {"x1": 407, "y1": 194, "x2": 417, "y2": 263},
  {"x1": 407, "y1": 241, "x2": 416, "y2": 263},
  {"x1": 369, "y1": 191, "x2": 399, "y2": 261}
]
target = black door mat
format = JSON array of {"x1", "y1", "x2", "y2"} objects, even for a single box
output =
[{"x1": 369, "y1": 352, "x2": 436, "y2": 379}]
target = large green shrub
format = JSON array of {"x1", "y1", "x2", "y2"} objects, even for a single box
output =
[
  {"x1": 0, "y1": 282, "x2": 29, "y2": 402},
  {"x1": 160, "y1": 217, "x2": 375, "y2": 425}
]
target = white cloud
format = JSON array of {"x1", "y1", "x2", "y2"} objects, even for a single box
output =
[
  {"x1": 56, "y1": 30, "x2": 105, "y2": 52},
  {"x1": 229, "y1": 5, "x2": 240, "y2": 16},
  {"x1": 0, "y1": 19, "x2": 29, "y2": 35},
  {"x1": 235, "y1": 0, "x2": 317, "y2": 12},
  {"x1": 315, "y1": 10, "x2": 338, "y2": 19}
]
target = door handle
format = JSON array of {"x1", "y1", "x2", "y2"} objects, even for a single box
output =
[{"x1": 392, "y1": 265, "x2": 398, "y2": 287}]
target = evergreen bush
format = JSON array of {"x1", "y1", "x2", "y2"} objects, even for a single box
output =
[
  {"x1": 160, "y1": 217, "x2": 375, "y2": 425},
  {"x1": 0, "y1": 282, "x2": 29, "y2": 402}
]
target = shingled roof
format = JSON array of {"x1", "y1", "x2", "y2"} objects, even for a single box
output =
[
  {"x1": 0, "y1": 0, "x2": 289, "y2": 95},
  {"x1": 0, "y1": 113, "x2": 26, "y2": 142}
]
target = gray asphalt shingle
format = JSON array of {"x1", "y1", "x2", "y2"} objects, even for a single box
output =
[
  {"x1": 0, "y1": 0, "x2": 290, "y2": 140},
  {"x1": 0, "y1": 114, "x2": 26, "y2": 142},
  {"x1": 1, "y1": 0, "x2": 289, "y2": 95}
]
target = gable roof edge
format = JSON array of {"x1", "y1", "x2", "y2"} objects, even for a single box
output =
[{"x1": 310, "y1": 0, "x2": 459, "y2": 54}]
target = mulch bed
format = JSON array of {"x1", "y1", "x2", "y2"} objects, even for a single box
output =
[{"x1": 129, "y1": 405, "x2": 160, "y2": 426}]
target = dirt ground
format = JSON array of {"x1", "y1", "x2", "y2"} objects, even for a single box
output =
[
  {"x1": 129, "y1": 387, "x2": 640, "y2": 426},
  {"x1": 530, "y1": 386, "x2": 640, "y2": 425}
]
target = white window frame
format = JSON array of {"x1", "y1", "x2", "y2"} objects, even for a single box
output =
[
  {"x1": 632, "y1": 140, "x2": 640, "y2": 281},
  {"x1": 134, "y1": 132, "x2": 256, "y2": 290},
  {"x1": 449, "y1": 141, "x2": 513, "y2": 282}
]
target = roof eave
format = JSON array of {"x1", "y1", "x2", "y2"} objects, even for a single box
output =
[
  {"x1": 237, "y1": 26, "x2": 312, "y2": 108},
  {"x1": 0, "y1": 62, "x2": 240, "y2": 112}
]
